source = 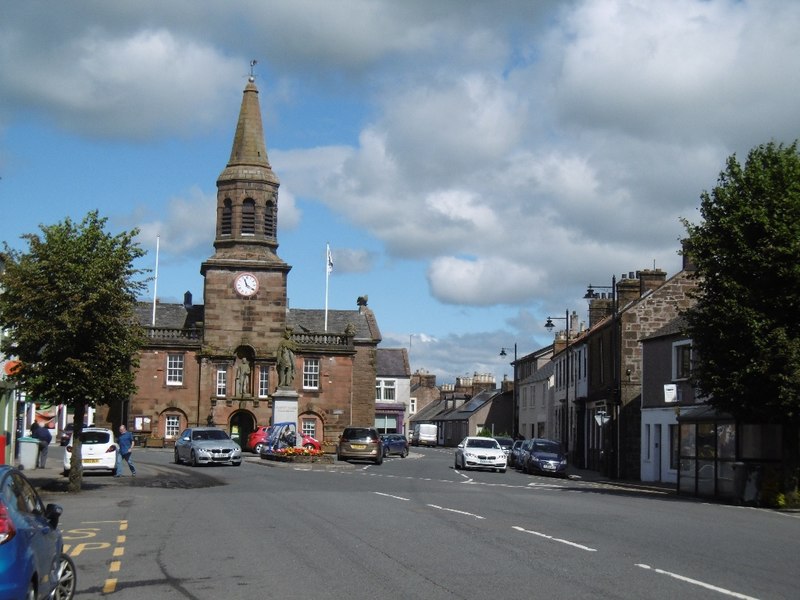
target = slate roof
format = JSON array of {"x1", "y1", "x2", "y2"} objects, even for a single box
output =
[
  {"x1": 288, "y1": 308, "x2": 381, "y2": 342},
  {"x1": 641, "y1": 315, "x2": 689, "y2": 342},
  {"x1": 136, "y1": 302, "x2": 203, "y2": 329},
  {"x1": 377, "y1": 348, "x2": 410, "y2": 377},
  {"x1": 438, "y1": 389, "x2": 499, "y2": 422},
  {"x1": 521, "y1": 360, "x2": 554, "y2": 385}
]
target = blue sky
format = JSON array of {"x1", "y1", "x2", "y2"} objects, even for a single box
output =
[{"x1": 2, "y1": 0, "x2": 799, "y2": 385}]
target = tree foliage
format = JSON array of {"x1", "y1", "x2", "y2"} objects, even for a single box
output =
[
  {"x1": 682, "y1": 141, "x2": 800, "y2": 425},
  {"x1": 0, "y1": 211, "x2": 147, "y2": 490}
]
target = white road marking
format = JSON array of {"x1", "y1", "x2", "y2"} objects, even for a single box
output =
[
  {"x1": 512, "y1": 525, "x2": 597, "y2": 552},
  {"x1": 427, "y1": 504, "x2": 485, "y2": 519},
  {"x1": 635, "y1": 564, "x2": 760, "y2": 599},
  {"x1": 374, "y1": 492, "x2": 410, "y2": 501}
]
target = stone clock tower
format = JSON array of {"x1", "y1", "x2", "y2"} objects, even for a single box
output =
[{"x1": 200, "y1": 76, "x2": 290, "y2": 358}]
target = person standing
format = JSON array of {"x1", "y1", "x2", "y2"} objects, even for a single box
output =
[
  {"x1": 32, "y1": 422, "x2": 52, "y2": 468},
  {"x1": 115, "y1": 424, "x2": 136, "y2": 477}
]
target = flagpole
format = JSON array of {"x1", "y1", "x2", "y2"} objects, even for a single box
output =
[
  {"x1": 151, "y1": 235, "x2": 160, "y2": 326},
  {"x1": 324, "y1": 243, "x2": 332, "y2": 331}
]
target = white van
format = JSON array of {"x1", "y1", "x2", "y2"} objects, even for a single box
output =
[{"x1": 411, "y1": 423, "x2": 437, "y2": 447}]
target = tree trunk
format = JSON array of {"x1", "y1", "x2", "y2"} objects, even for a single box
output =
[{"x1": 67, "y1": 403, "x2": 86, "y2": 493}]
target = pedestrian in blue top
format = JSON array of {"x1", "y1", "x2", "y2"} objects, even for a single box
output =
[
  {"x1": 115, "y1": 424, "x2": 136, "y2": 477},
  {"x1": 32, "y1": 422, "x2": 52, "y2": 468}
]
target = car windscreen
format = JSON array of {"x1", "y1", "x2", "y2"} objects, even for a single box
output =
[
  {"x1": 342, "y1": 428, "x2": 374, "y2": 441},
  {"x1": 193, "y1": 430, "x2": 229, "y2": 441},
  {"x1": 466, "y1": 439, "x2": 499, "y2": 449},
  {"x1": 80, "y1": 431, "x2": 110, "y2": 444},
  {"x1": 533, "y1": 441, "x2": 561, "y2": 453}
]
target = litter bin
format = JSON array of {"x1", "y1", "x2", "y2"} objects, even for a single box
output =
[{"x1": 18, "y1": 437, "x2": 39, "y2": 471}]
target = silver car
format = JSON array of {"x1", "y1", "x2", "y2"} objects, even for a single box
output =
[{"x1": 174, "y1": 427, "x2": 242, "y2": 467}]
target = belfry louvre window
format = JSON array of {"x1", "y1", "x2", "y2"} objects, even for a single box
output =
[
  {"x1": 241, "y1": 198, "x2": 255, "y2": 235},
  {"x1": 264, "y1": 199, "x2": 276, "y2": 238},
  {"x1": 221, "y1": 199, "x2": 232, "y2": 235}
]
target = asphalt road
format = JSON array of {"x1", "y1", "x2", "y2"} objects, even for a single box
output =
[{"x1": 32, "y1": 445, "x2": 799, "y2": 600}]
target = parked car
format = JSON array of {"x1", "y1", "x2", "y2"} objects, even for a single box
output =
[
  {"x1": 380, "y1": 433, "x2": 409, "y2": 458},
  {"x1": 521, "y1": 438, "x2": 568, "y2": 477},
  {"x1": 0, "y1": 465, "x2": 76, "y2": 600},
  {"x1": 59, "y1": 423, "x2": 74, "y2": 446},
  {"x1": 508, "y1": 440, "x2": 525, "y2": 468},
  {"x1": 454, "y1": 436, "x2": 507, "y2": 473},
  {"x1": 494, "y1": 436, "x2": 514, "y2": 456},
  {"x1": 337, "y1": 427, "x2": 383, "y2": 464},
  {"x1": 63, "y1": 427, "x2": 118, "y2": 476},
  {"x1": 515, "y1": 439, "x2": 535, "y2": 471},
  {"x1": 174, "y1": 427, "x2": 243, "y2": 467},
  {"x1": 247, "y1": 426, "x2": 274, "y2": 454}
]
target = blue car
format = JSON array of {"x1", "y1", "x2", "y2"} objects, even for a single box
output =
[
  {"x1": 0, "y1": 465, "x2": 76, "y2": 599},
  {"x1": 380, "y1": 433, "x2": 409, "y2": 458}
]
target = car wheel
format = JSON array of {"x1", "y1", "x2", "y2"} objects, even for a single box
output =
[
  {"x1": 174, "y1": 449, "x2": 181, "y2": 464},
  {"x1": 51, "y1": 553, "x2": 77, "y2": 600},
  {"x1": 401, "y1": 448, "x2": 408, "y2": 458},
  {"x1": 25, "y1": 580, "x2": 35, "y2": 600},
  {"x1": 501, "y1": 468, "x2": 507, "y2": 473},
  {"x1": 191, "y1": 451, "x2": 199, "y2": 467},
  {"x1": 232, "y1": 461, "x2": 242, "y2": 467},
  {"x1": 254, "y1": 443, "x2": 264, "y2": 454},
  {"x1": 375, "y1": 453, "x2": 383, "y2": 465},
  {"x1": 62, "y1": 469, "x2": 70, "y2": 477}
]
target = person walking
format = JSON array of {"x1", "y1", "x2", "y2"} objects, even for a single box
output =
[
  {"x1": 115, "y1": 424, "x2": 137, "y2": 477},
  {"x1": 32, "y1": 422, "x2": 52, "y2": 468}
]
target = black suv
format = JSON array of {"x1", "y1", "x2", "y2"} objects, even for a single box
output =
[{"x1": 337, "y1": 427, "x2": 383, "y2": 464}]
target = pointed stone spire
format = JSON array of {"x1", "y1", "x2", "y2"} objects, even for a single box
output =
[{"x1": 218, "y1": 76, "x2": 279, "y2": 185}]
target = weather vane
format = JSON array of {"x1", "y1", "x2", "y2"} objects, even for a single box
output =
[{"x1": 249, "y1": 59, "x2": 258, "y2": 81}]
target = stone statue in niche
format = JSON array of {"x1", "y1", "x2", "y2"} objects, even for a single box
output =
[
  {"x1": 275, "y1": 327, "x2": 297, "y2": 388},
  {"x1": 234, "y1": 356, "x2": 251, "y2": 396}
]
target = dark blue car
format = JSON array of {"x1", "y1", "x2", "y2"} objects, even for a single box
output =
[
  {"x1": 0, "y1": 466, "x2": 76, "y2": 599},
  {"x1": 380, "y1": 433, "x2": 409, "y2": 458},
  {"x1": 522, "y1": 438, "x2": 568, "y2": 477}
]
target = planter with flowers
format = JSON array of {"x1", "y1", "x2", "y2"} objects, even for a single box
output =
[{"x1": 262, "y1": 446, "x2": 333, "y2": 464}]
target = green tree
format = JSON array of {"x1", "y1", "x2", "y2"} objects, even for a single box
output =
[
  {"x1": 682, "y1": 141, "x2": 800, "y2": 498},
  {"x1": 0, "y1": 211, "x2": 146, "y2": 492}
]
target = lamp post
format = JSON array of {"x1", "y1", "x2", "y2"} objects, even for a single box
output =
[
  {"x1": 499, "y1": 344, "x2": 518, "y2": 437},
  {"x1": 545, "y1": 310, "x2": 570, "y2": 454},
  {"x1": 584, "y1": 275, "x2": 619, "y2": 477}
]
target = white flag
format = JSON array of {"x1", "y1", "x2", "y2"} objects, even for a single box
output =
[{"x1": 326, "y1": 244, "x2": 334, "y2": 274}]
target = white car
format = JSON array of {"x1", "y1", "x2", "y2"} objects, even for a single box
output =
[
  {"x1": 454, "y1": 436, "x2": 508, "y2": 473},
  {"x1": 63, "y1": 427, "x2": 118, "y2": 475}
]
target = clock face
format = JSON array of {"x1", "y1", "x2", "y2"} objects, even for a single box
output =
[{"x1": 234, "y1": 273, "x2": 259, "y2": 297}]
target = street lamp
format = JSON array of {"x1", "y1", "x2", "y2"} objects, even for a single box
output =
[
  {"x1": 545, "y1": 310, "x2": 570, "y2": 454},
  {"x1": 499, "y1": 344, "x2": 518, "y2": 437}
]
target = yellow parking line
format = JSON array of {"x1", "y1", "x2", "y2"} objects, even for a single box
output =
[{"x1": 103, "y1": 578, "x2": 117, "y2": 593}]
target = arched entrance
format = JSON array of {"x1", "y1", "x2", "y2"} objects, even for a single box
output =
[{"x1": 229, "y1": 410, "x2": 256, "y2": 449}]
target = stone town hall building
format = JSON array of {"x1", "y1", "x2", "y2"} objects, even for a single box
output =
[{"x1": 99, "y1": 77, "x2": 382, "y2": 447}]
